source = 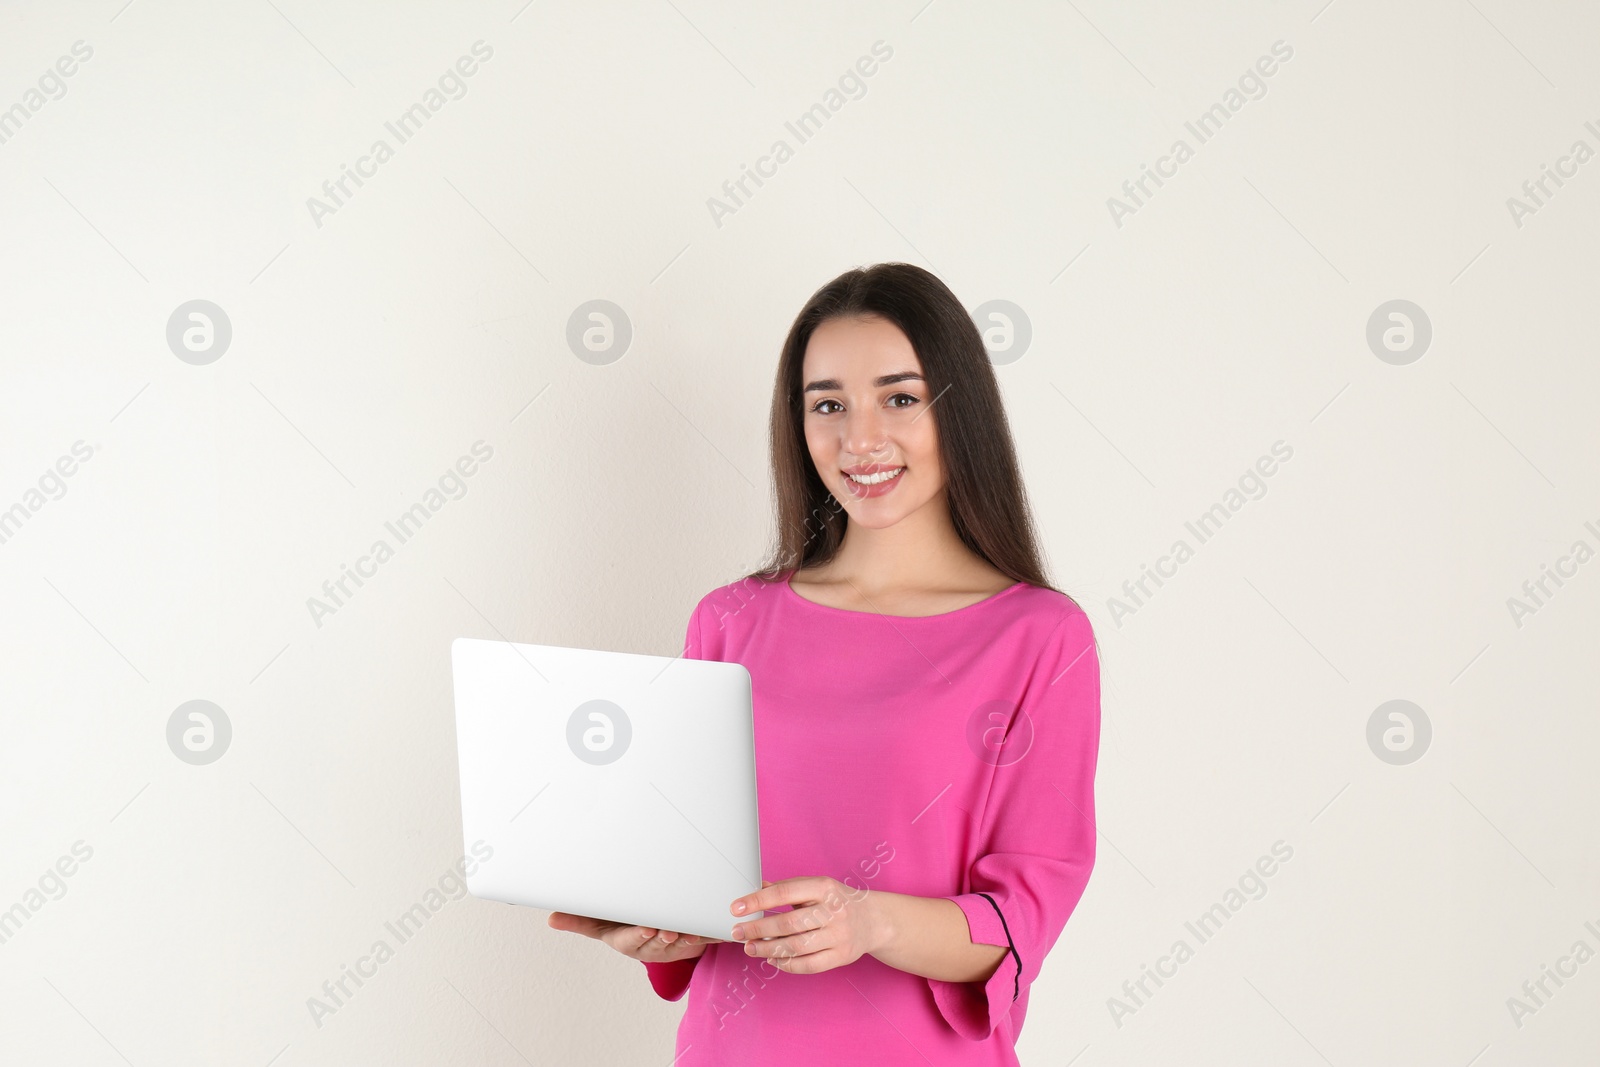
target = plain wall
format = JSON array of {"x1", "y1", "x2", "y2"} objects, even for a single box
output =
[{"x1": 1, "y1": 0, "x2": 1596, "y2": 1063}]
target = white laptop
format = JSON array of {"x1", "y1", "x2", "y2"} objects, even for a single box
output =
[{"x1": 450, "y1": 636, "x2": 764, "y2": 942}]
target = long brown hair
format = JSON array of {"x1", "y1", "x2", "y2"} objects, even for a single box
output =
[{"x1": 747, "y1": 262, "x2": 1065, "y2": 599}]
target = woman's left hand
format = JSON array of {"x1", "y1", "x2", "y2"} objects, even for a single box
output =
[{"x1": 729, "y1": 877, "x2": 887, "y2": 974}]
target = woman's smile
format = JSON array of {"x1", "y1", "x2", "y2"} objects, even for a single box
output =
[{"x1": 842, "y1": 463, "x2": 906, "y2": 498}]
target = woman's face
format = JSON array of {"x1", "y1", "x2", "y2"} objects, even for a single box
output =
[{"x1": 799, "y1": 314, "x2": 944, "y2": 529}]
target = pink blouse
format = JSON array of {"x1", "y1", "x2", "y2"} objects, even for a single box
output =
[{"x1": 643, "y1": 568, "x2": 1102, "y2": 1066}]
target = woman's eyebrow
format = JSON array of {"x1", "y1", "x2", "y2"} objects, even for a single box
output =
[{"x1": 802, "y1": 371, "x2": 925, "y2": 394}]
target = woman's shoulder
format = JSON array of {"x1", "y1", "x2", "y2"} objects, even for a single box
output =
[
  {"x1": 1010, "y1": 581, "x2": 1090, "y2": 620},
  {"x1": 990, "y1": 581, "x2": 1097, "y2": 651},
  {"x1": 688, "y1": 569, "x2": 789, "y2": 628}
]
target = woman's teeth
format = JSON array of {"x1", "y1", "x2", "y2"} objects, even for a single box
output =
[{"x1": 846, "y1": 467, "x2": 905, "y2": 485}]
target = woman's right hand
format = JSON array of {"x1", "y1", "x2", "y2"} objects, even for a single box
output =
[{"x1": 548, "y1": 911, "x2": 723, "y2": 962}]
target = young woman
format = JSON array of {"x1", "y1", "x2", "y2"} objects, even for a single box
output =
[{"x1": 549, "y1": 262, "x2": 1102, "y2": 1065}]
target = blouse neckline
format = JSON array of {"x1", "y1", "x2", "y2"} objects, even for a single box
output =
[{"x1": 780, "y1": 568, "x2": 1030, "y2": 621}]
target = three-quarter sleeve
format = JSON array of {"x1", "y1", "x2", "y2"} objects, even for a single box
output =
[
  {"x1": 929, "y1": 608, "x2": 1102, "y2": 1040},
  {"x1": 641, "y1": 595, "x2": 713, "y2": 1000}
]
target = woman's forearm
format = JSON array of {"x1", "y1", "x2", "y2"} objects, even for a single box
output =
[{"x1": 864, "y1": 890, "x2": 1008, "y2": 983}]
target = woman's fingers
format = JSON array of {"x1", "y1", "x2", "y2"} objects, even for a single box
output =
[
  {"x1": 548, "y1": 912, "x2": 622, "y2": 940},
  {"x1": 655, "y1": 930, "x2": 728, "y2": 947},
  {"x1": 547, "y1": 911, "x2": 584, "y2": 933},
  {"x1": 550, "y1": 913, "x2": 724, "y2": 959},
  {"x1": 631, "y1": 927, "x2": 689, "y2": 959},
  {"x1": 643, "y1": 929, "x2": 690, "y2": 954}
]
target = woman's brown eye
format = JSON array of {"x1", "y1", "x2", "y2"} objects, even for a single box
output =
[
  {"x1": 812, "y1": 399, "x2": 842, "y2": 415},
  {"x1": 889, "y1": 393, "x2": 920, "y2": 408}
]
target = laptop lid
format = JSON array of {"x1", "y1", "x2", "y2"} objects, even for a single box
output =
[{"x1": 451, "y1": 636, "x2": 763, "y2": 942}]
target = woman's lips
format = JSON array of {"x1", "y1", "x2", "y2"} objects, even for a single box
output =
[{"x1": 842, "y1": 465, "x2": 906, "y2": 499}]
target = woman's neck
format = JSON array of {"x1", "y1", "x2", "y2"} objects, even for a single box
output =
[{"x1": 803, "y1": 493, "x2": 1011, "y2": 597}]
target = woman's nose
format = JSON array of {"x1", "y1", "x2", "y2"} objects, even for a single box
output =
[{"x1": 842, "y1": 412, "x2": 890, "y2": 459}]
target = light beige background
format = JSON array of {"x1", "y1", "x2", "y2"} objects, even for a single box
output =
[{"x1": 0, "y1": 0, "x2": 1595, "y2": 1063}]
